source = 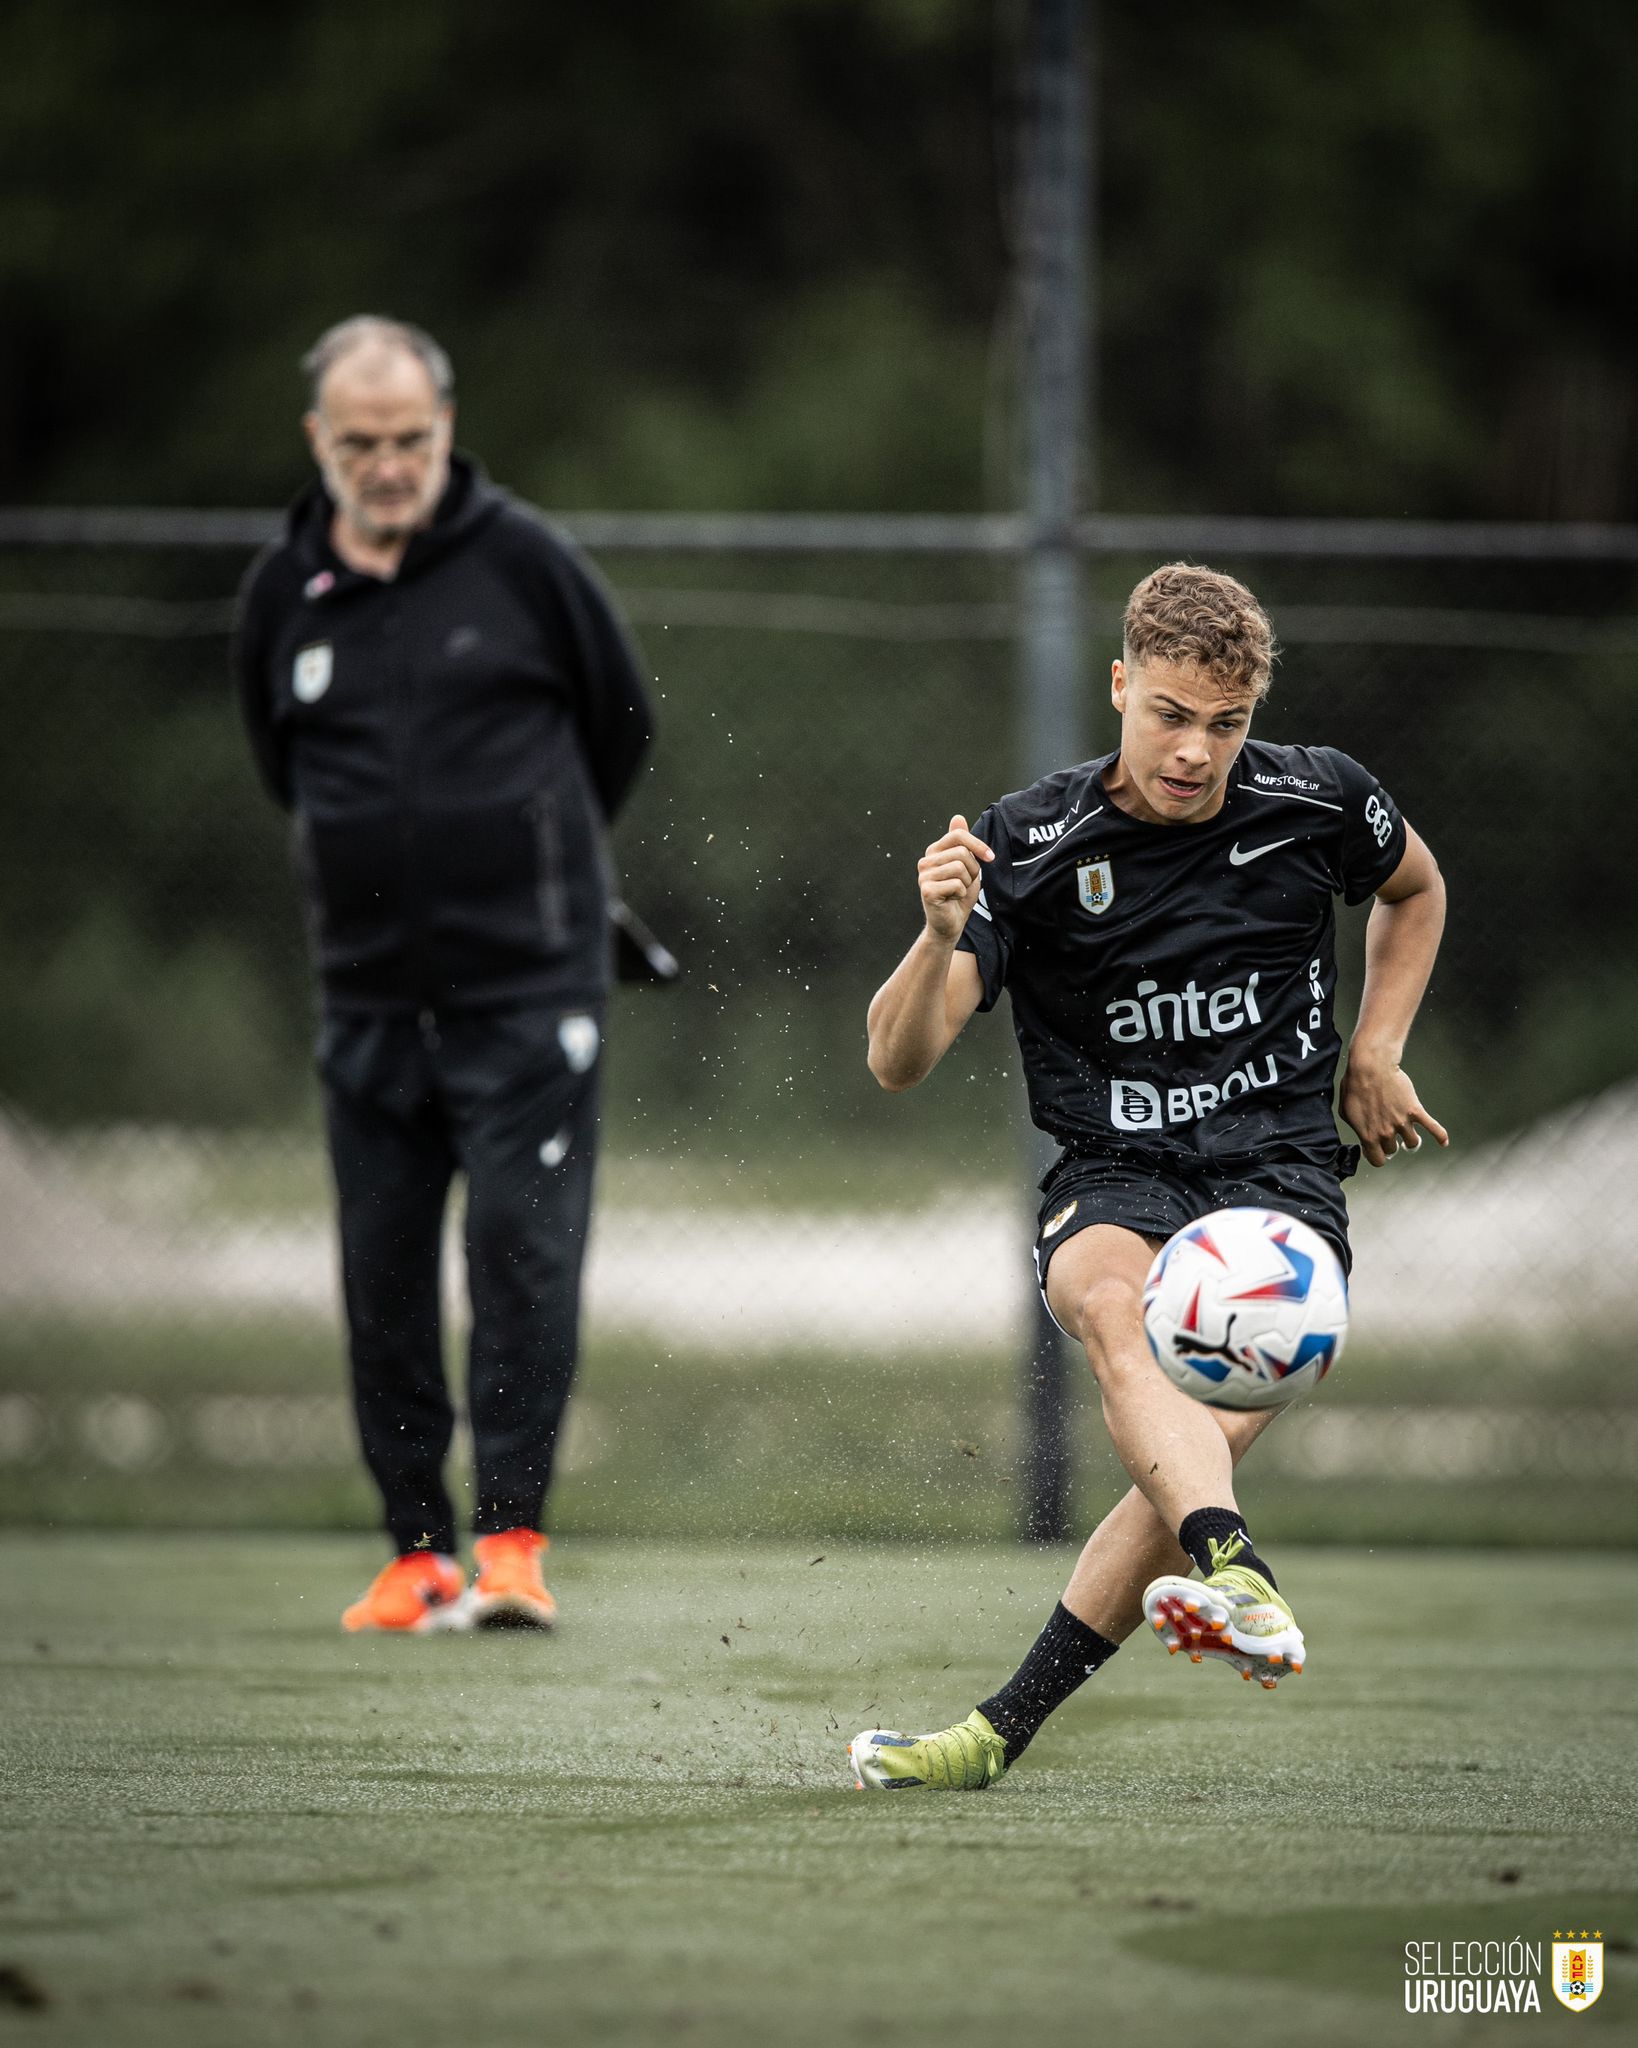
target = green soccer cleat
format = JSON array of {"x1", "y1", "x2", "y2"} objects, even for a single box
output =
[
  {"x1": 1142, "y1": 1540, "x2": 1306, "y2": 1689},
  {"x1": 849, "y1": 1709, "x2": 1008, "y2": 1791}
]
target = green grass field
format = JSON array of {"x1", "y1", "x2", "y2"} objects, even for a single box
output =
[{"x1": 2, "y1": 1535, "x2": 1633, "y2": 2046}]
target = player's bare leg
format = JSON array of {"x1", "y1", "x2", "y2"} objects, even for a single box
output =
[
  {"x1": 1045, "y1": 1224, "x2": 1239, "y2": 1529},
  {"x1": 849, "y1": 1402, "x2": 1284, "y2": 1789},
  {"x1": 1036, "y1": 1223, "x2": 1304, "y2": 1687},
  {"x1": 853, "y1": 1307, "x2": 1286, "y2": 1790},
  {"x1": 1058, "y1": 1407, "x2": 1279, "y2": 1643}
]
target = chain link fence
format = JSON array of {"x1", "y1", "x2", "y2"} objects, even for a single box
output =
[{"x1": 1, "y1": 529, "x2": 1634, "y2": 1544}]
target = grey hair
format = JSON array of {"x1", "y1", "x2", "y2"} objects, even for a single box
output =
[{"x1": 301, "y1": 316, "x2": 454, "y2": 409}]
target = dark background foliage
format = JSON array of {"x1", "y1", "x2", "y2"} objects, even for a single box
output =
[
  {"x1": 3, "y1": 0, "x2": 1633, "y2": 519},
  {"x1": 1, "y1": 0, "x2": 1634, "y2": 1142}
]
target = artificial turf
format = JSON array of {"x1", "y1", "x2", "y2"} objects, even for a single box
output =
[{"x1": 1, "y1": 1536, "x2": 1633, "y2": 2046}]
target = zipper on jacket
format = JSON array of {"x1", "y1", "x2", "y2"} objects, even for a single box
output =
[
  {"x1": 529, "y1": 790, "x2": 570, "y2": 950},
  {"x1": 291, "y1": 810, "x2": 329, "y2": 954},
  {"x1": 386, "y1": 594, "x2": 432, "y2": 1002}
]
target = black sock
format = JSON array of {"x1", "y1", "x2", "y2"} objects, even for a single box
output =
[
  {"x1": 1178, "y1": 1506, "x2": 1277, "y2": 1590},
  {"x1": 975, "y1": 1603, "x2": 1120, "y2": 1759}
]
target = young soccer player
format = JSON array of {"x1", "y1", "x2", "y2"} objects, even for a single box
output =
[{"x1": 850, "y1": 563, "x2": 1447, "y2": 1790}]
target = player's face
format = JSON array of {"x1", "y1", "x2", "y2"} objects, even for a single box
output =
[
  {"x1": 305, "y1": 348, "x2": 453, "y2": 546},
  {"x1": 1108, "y1": 658, "x2": 1256, "y2": 824}
]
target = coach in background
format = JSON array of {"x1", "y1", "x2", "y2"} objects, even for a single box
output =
[{"x1": 235, "y1": 316, "x2": 653, "y2": 1633}]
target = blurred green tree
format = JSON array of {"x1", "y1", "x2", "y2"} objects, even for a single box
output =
[
  {"x1": 1, "y1": 0, "x2": 1634, "y2": 1134},
  {"x1": 0, "y1": 0, "x2": 1631, "y2": 517}
]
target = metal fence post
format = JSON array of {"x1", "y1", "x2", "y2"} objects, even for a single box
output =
[{"x1": 1017, "y1": 0, "x2": 1091, "y2": 1542}]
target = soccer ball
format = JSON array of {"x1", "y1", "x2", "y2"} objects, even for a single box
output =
[{"x1": 1141, "y1": 1207, "x2": 1348, "y2": 1410}]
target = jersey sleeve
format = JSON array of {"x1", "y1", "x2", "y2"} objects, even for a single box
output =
[
  {"x1": 1323, "y1": 749, "x2": 1408, "y2": 903},
  {"x1": 953, "y1": 804, "x2": 1011, "y2": 1011}
]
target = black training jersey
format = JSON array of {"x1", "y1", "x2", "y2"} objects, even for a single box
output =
[{"x1": 956, "y1": 740, "x2": 1408, "y2": 1168}]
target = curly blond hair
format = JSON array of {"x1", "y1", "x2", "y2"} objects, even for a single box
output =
[{"x1": 1122, "y1": 562, "x2": 1277, "y2": 700}]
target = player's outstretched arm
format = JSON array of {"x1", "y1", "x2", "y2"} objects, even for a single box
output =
[
  {"x1": 1340, "y1": 824, "x2": 1450, "y2": 1166},
  {"x1": 866, "y1": 815, "x2": 992, "y2": 1091}
]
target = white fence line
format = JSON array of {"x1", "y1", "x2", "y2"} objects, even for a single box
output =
[{"x1": 2, "y1": 1084, "x2": 1632, "y2": 1356}]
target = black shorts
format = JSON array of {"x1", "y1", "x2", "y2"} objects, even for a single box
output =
[{"x1": 1033, "y1": 1148, "x2": 1354, "y2": 1325}]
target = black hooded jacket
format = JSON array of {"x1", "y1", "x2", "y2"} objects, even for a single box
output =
[{"x1": 234, "y1": 456, "x2": 653, "y2": 1014}]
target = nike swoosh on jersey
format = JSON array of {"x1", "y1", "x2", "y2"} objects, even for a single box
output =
[{"x1": 1228, "y1": 837, "x2": 1296, "y2": 866}]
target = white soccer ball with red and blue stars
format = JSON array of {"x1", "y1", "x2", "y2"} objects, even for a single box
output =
[{"x1": 1141, "y1": 1206, "x2": 1348, "y2": 1410}]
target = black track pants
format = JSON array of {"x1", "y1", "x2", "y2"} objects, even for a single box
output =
[{"x1": 320, "y1": 1005, "x2": 602, "y2": 1556}]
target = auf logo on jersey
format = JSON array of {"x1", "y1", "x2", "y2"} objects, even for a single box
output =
[
  {"x1": 1105, "y1": 973, "x2": 1263, "y2": 1044},
  {"x1": 1109, "y1": 1055, "x2": 1279, "y2": 1132}
]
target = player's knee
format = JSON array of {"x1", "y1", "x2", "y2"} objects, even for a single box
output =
[{"x1": 1074, "y1": 1274, "x2": 1145, "y2": 1375}]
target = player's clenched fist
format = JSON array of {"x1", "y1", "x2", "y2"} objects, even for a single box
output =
[{"x1": 918, "y1": 814, "x2": 994, "y2": 944}]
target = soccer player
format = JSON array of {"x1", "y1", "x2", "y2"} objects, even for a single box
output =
[{"x1": 849, "y1": 563, "x2": 1447, "y2": 1790}]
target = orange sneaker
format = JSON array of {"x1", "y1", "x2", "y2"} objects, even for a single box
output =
[
  {"x1": 341, "y1": 1551, "x2": 465, "y2": 1634},
  {"x1": 463, "y1": 1528, "x2": 558, "y2": 1631}
]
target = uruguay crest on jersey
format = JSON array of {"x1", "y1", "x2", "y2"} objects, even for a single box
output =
[
  {"x1": 1076, "y1": 858, "x2": 1114, "y2": 916},
  {"x1": 1552, "y1": 1938, "x2": 1603, "y2": 2011}
]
